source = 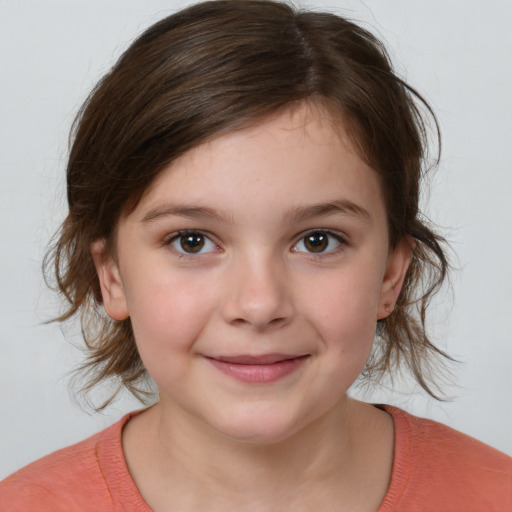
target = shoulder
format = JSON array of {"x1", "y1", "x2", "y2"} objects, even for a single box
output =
[
  {"x1": 379, "y1": 405, "x2": 512, "y2": 512},
  {"x1": 0, "y1": 412, "x2": 144, "y2": 512}
]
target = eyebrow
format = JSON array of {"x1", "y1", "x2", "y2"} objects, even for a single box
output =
[
  {"x1": 284, "y1": 199, "x2": 372, "y2": 225},
  {"x1": 140, "y1": 199, "x2": 371, "y2": 225},
  {"x1": 141, "y1": 204, "x2": 233, "y2": 224}
]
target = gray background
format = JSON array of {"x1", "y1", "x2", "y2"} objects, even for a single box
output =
[{"x1": 1, "y1": 0, "x2": 511, "y2": 478}]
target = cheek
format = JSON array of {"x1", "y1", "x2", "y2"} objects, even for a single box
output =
[
  {"x1": 123, "y1": 268, "x2": 219, "y2": 358},
  {"x1": 302, "y1": 266, "x2": 383, "y2": 331},
  {"x1": 297, "y1": 264, "x2": 383, "y2": 374}
]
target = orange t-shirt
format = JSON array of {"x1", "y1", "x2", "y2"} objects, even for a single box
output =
[{"x1": 1, "y1": 406, "x2": 511, "y2": 511}]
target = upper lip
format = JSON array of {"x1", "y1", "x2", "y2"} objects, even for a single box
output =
[{"x1": 206, "y1": 354, "x2": 308, "y2": 365}]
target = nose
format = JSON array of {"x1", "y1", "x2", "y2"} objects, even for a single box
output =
[{"x1": 221, "y1": 254, "x2": 294, "y2": 330}]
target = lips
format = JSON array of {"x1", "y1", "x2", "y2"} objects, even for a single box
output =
[
  {"x1": 205, "y1": 354, "x2": 309, "y2": 383},
  {"x1": 211, "y1": 354, "x2": 304, "y2": 365}
]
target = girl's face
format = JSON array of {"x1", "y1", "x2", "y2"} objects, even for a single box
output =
[{"x1": 93, "y1": 104, "x2": 410, "y2": 443}]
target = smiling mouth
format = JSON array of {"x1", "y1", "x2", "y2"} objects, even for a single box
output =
[{"x1": 205, "y1": 354, "x2": 310, "y2": 383}]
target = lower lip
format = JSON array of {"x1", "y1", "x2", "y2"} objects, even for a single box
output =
[{"x1": 206, "y1": 356, "x2": 309, "y2": 383}]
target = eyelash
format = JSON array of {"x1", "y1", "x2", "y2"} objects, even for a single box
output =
[
  {"x1": 291, "y1": 229, "x2": 346, "y2": 258},
  {"x1": 163, "y1": 230, "x2": 220, "y2": 260},
  {"x1": 162, "y1": 229, "x2": 347, "y2": 259}
]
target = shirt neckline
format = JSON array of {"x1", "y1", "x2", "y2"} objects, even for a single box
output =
[{"x1": 99, "y1": 405, "x2": 412, "y2": 511}]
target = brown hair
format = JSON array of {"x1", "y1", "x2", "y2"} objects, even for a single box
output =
[{"x1": 45, "y1": 0, "x2": 451, "y2": 406}]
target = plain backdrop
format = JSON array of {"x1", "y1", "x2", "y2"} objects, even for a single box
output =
[{"x1": 1, "y1": 0, "x2": 511, "y2": 479}]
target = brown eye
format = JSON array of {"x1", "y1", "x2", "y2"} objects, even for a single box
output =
[
  {"x1": 293, "y1": 231, "x2": 342, "y2": 254},
  {"x1": 180, "y1": 233, "x2": 205, "y2": 253},
  {"x1": 169, "y1": 231, "x2": 217, "y2": 255},
  {"x1": 304, "y1": 232, "x2": 328, "y2": 252}
]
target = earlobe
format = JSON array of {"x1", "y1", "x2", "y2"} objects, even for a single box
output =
[
  {"x1": 377, "y1": 238, "x2": 413, "y2": 320},
  {"x1": 91, "y1": 240, "x2": 129, "y2": 321}
]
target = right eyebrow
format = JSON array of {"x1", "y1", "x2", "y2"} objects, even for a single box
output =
[{"x1": 140, "y1": 204, "x2": 234, "y2": 224}]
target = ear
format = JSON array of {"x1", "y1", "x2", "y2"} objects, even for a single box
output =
[
  {"x1": 377, "y1": 237, "x2": 413, "y2": 320},
  {"x1": 91, "y1": 240, "x2": 129, "y2": 321}
]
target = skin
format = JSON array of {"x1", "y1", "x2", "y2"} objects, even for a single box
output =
[{"x1": 92, "y1": 103, "x2": 411, "y2": 511}]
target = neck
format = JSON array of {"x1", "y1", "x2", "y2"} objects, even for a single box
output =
[
  {"x1": 123, "y1": 397, "x2": 394, "y2": 511},
  {"x1": 158, "y1": 395, "x2": 353, "y2": 492}
]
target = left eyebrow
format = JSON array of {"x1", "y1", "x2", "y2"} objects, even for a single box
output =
[{"x1": 284, "y1": 199, "x2": 372, "y2": 225}]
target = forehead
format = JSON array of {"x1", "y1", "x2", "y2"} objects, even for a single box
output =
[{"x1": 128, "y1": 103, "x2": 385, "y2": 226}]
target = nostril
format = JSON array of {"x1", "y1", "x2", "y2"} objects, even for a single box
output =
[
  {"x1": 220, "y1": 268, "x2": 294, "y2": 328},
  {"x1": 227, "y1": 314, "x2": 290, "y2": 330},
  {"x1": 269, "y1": 317, "x2": 287, "y2": 326},
  {"x1": 230, "y1": 317, "x2": 249, "y2": 327}
]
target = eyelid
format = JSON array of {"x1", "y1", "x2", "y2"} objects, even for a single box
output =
[
  {"x1": 161, "y1": 228, "x2": 346, "y2": 257},
  {"x1": 163, "y1": 229, "x2": 221, "y2": 255},
  {"x1": 291, "y1": 229, "x2": 347, "y2": 255}
]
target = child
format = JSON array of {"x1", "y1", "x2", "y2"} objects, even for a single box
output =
[{"x1": 1, "y1": 1, "x2": 510, "y2": 510}]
